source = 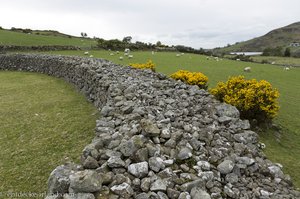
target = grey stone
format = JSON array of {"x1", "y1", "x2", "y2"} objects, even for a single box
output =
[
  {"x1": 268, "y1": 165, "x2": 284, "y2": 178},
  {"x1": 83, "y1": 156, "x2": 99, "y2": 169},
  {"x1": 157, "y1": 191, "x2": 169, "y2": 199},
  {"x1": 128, "y1": 162, "x2": 149, "y2": 178},
  {"x1": 140, "y1": 119, "x2": 161, "y2": 137},
  {"x1": 215, "y1": 103, "x2": 239, "y2": 118},
  {"x1": 150, "y1": 178, "x2": 167, "y2": 192},
  {"x1": 198, "y1": 171, "x2": 214, "y2": 181},
  {"x1": 63, "y1": 193, "x2": 95, "y2": 199},
  {"x1": 197, "y1": 161, "x2": 211, "y2": 171},
  {"x1": 141, "y1": 177, "x2": 151, "y2": 192},
  {"x1": 149, "y1": 157, "x2": 165, "y2": 172},
  {"x1": 218, "y1": 116, "x2": 232, "y2": 124},
  {"x1": 101, "y1": 106, "x2": 114, "y2": 117},
  {"x1": 177, "y1": 147, "x2": 192, "y2": 160},
  {"x1": 69, "y1": 170, "x2": 102, "y2": 193},
  {"x1": 190, "y1": 187, "x2": 211, "y2": 199},
  {"x1": 217, "y1": 160, "x2": 234, "y2": 174},
  {"x1": 47, "y1": 164, "x2": 77, "y2": 195},
  {"x1": 236, "y1": 157, "x2": 255, "y2": 166},
  {"x1": 178, "y1": 192, "x2": 191, "y2": 199},
  {"x1": 180, "y1": 179, "x2": 205, "y2": 192},
  {"x1": 110, "y1": 182, "x2": 134, "y2": 198},
  {"x1": 135, "y1": 193, "x2": 149, "y2": 199},
  {"x1": 107, "y1": 156, "x2": 125, "y2": 168},
  {"x1": 167, "y1": 188, "x2": 180, "y2": 199},
  {"x1": 225, "y1": 173, "x2": 239, "y2": 184}
]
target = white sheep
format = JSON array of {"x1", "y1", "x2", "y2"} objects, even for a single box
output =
[
  {"x1": 124, "y1": 48, "x2": 130, "y2": 53},
  {"x1": 119, "y1": 56, "x2": 123, "y2": 60},
  {"x1": 244, "y1": 67, "x2": 251, "y2": 72},
  {"x1": 236, "y1": 59, "x2": 240, "y2": 61},
  {"x1": 151, "y1": 51, "x2": 155, "y2": 55},
  {"x1": 128, "y1": 55, "x2": 133, "y2": 59},
  {"x1": 116, "y1": 51, "x2": 120, "y2": 54},
  {"x1": 124, "y1": 53, "x2": 129, "y2": 56},
  {"x1": 271, "y1": 61, "x2": 276, "y2": 65},
  {"x1": 89, "y1": 55, "x2": 94, "y2": 58},
  {"x1": 181, "y1": 53, "x2": 185, "y2": 55},
  {"x1": 84, "y1": 51, "x2": 89, "y2": 55},
  {"x1": 176, "y1": 54, "x2": 181, "y2": 57},
  {"x1": 110, "y1": 53, "x2": 114, "y2": 56},
  {"x1": 284, "y1": 67, "x2": 290, "y2": 71}
]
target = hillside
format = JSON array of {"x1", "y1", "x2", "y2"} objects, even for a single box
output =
[
  {"x1": 215, "y1": 22, "x2": 300, "y2": 54},
  {"x1": 0, "y1": 28, "x2": 97, "y2": 48}
]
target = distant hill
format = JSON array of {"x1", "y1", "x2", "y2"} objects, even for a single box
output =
[
  {"x1": 215, "y1": 22, "x2": 300, "y2": 56},
  {"x1": 0, "y1": 27, "x2": 97, "y2": 48}
]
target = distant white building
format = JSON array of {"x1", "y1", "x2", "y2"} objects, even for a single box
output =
[{"x1": 290, "y1": 42, "x2": 300, "y2": 47}]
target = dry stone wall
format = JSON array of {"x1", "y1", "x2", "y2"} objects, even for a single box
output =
[{"x1": 0, "y1": 54, "x2": 299, "y2": 199}]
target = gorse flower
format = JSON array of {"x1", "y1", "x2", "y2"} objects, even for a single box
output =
[
  {"x1": 170, "y1": 70, "x2": 208, "y2": 89},
  {"x1": 129, "y1": 60, "x2": 156, "y2": 71},
  {"x1": 210, "y1": 76, "x2": 279, "y2": 121}
]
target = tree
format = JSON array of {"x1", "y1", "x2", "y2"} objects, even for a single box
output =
[
  {"x1": 81, "y1": 32, "x2": 87, "y2": 38},
  {"x1": 122, "y1": 36, "x2": 132, "y2": 43},
  {"x1": 156, "y1": 41, "x2": 162, "y2": 47},
  {"x1": 284, "y1": 48, "x2": 291, "y2": 57}
]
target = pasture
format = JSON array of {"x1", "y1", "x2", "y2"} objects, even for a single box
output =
[
  {"x1": 0, "y1": 72, "x2": 98, "y2": 193},
  {"x1": 250, "y1": 55, "x2": 300, "y2": 67},
  {"x1": 44, "y1": 50, "x2": 300, "y2": 188},
  {"x1": 0, "y1": 29, "x2": 97, "y2": 47}
]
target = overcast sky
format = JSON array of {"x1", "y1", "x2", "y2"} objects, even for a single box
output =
[{"x1": 0, "y1": 0, "x2": 299, "y2": 48}]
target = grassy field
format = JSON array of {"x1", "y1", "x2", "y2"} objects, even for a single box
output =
[
  {"x1": 0, "y1": 71, "x2": 98, "y2": 194},
  {"x1": 42, "y1": 50, "x2": 300, "y2": 188},
  {"x1": 0, "y1": 29, "x2": 97, "y2": 47},
  {"x1": 250, "y1": 55, "x2": 300, "y2": 67}
]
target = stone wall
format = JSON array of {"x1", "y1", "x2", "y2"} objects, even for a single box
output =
[{"x1": 0, "y1": 54, "x2": 298, "y2": 199}]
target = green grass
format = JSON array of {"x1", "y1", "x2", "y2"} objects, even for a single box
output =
[
  {"x1": 251, "y1": 55, "x2": 300, "y2": 67},
  {"x1": 0, "y1": 71, "x2": 98, "y2": 194},
  {"x1": 44, "y1": 50, "x2": 300, "y2": 188},
  {"x1": 0, "y1": 29, "x2": 97, "y2": 47}
]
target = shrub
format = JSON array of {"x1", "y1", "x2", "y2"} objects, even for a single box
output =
[
  {"x1": 170, "y1": 70, "x2": 208, "y2": 89},
  {"x1": 210, "y1": 76, "x2": 279, "y2": 121},
  {"x1": 129, "y1": 60, "x2": 156, "y2": 71}
]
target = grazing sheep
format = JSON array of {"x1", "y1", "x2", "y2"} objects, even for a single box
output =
[
  {"x1": 116, "y1": 51, "x2": 120, "y2": 54},
  {"x1": 176, "y1": 54, "x2": 181, "y2": 57},
  {"x1": 258, "y1": 142, "x2": 266, "y2": 149},
  {"x1": 271, "y1": 61, "x2": 276, "y2": 65},
  {"x1": 89, "y1": 55, "x2": 94, "y2": 58},
  {"x1": 124, "y1": 53, "x2": 129, "y2": 56},
  {"x1": 119, "y1": 56, "x2": 123, "y2": 60},
  {"x1": 206, "y1": 57, "x2": 210, "y2": 60},
  {"x1": 236, "y1": 59, "x2": 240, "y2": 61},
  {"x1": 151, "y1": 51, "x2": 155, "y2": 55},
  {"x1": 110, "y1": 53, "x2": 114, "y2": 56},
  {"x1": 128, "y1": 55, "x2": 133, "y2": 59},
  {"x1": 244, "y1": 67, "x2": 251, "y2": 72},
  {"x1": 84, "y1": 51, "x2": 89, "y2": 55},
  {"x1": 284, "y1": 67, "x2": 290, "y2": 71},
  {"x1": 181, "y1": 53, "x2": 185, "y2": 55},
  {"x1": 124, "y1": 48, "x2": 130, "y2": 53}
]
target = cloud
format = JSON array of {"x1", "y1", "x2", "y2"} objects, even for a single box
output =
[{"x1": 1, "y1": 0, "x2": 299, "y2": 48}]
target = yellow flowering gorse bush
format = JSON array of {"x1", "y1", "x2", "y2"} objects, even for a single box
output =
[
  {"x1": 210, "y1": 76, "x2": 280, "y2": 121},
  {"x1": 170, "y1": 70, "x2": 208, "y2": 89},
  {"x1": 129, "y1": 60, "x2": 156, "y2": 71}
]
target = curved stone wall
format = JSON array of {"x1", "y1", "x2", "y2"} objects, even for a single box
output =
[{"x1": 0, "y1": 54, "x2": 298, "y2": 199}]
